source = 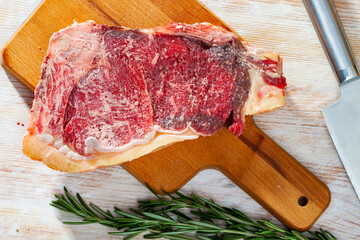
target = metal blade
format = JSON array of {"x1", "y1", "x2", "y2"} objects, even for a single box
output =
[{"x1": 323, "y1": 77, "x2": 360, "y2": 199}]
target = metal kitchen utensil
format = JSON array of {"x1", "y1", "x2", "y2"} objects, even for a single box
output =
[{"x1": 304, "y1": 0, "x2": 360, "y2": 200}]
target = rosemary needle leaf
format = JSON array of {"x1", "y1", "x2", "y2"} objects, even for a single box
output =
[
  {"x1": 51, "y1": 187, "x2": 338, "y2": 240},
  {"x1": 62, "y1": 221, "x2": 95, "y2": 225},
  {"x1": 76, "y1": 193, "x2": 98, "y2": 217},
  {"x1": 110, "y1": 217, "x2": 138, "y2": 223},
  {"x1": 64, "y1": 187, "x2": 84, "y2": 213},
  {"x1": 172, "y1": 210, "x2": 193, "y2": 221},
  {"x1": 174, "y1": 190, "x2": 192, "y2": 200},
  {"x1": 145, "y1": 183, "x2": 164, "y2": 200},
  {"x1": 291, "y1": 230, "x2": 310, "y2": 240},
  {"x1": 259, "y1": 220, "x2": 288, "y2": 233},
  {"x1": 106, "y1": 210, "x2": 113, "y2": 218},
  {"x1": 54, "y1": 195, "x2": 77, "y2": 212},
  {"x1": 114, "y1": 209, "x2": 143, "y2": 219},
  {"x1": 161, "y1": 189, "x2": 177, "y2": 199},
  {"x1": 197, "y1": 236, "x2": 212, "y2": 240},
  {"x1": 167, "y1": 206, "x2": 185, "y2": 212},
  {"x1": 160, "y1": 230, "x2": 196, "y2": 235},
  {"x1": 49, "y1": 203, "x2": 74, "y2": 214},
  {"x1": 108, "y1": 230, "x2": 143, "y2": 235},
  {"x1": 198, "y1": 196, "x2": 224, "y2": 211},
  {"x1": 124, "y1": 232, "x2": 142, "y2": 240},
  {"x1": 142, "y1": 212, "x2": 176, "y2": 222},
  {"x1": 89, "y1": 203, "x2": 112, "y2": 219},
  {"x1": 230, "y1": 207, "x2": 253, "y2": 222},
  {"x1": 323, "y1": 230, "x2": 337, "y2": 239},
  {"x1": 187, "y1": 220, "x2": 222, "y2": 229},
  {"x1": 144, "y1": 233, "x2": 162, "y2": 239},
  {"x1": 321, "y1": 229, "x2": 335, "y2": 240},
  {"x1": 159, "y1": 235, "x2": 198, "y2": 240}
]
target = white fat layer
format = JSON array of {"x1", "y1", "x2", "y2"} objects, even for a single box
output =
[
  {"x1": 155, "y1": 133, "x2": 199, "y2": 142},
  {"x1": 37, "y1": 123, "x2": 200, "y2": 161},
  {"x1": 58, "y1": 145, "x2": 70, "y2": 154},
  {"x1": 37, "y1": 134, "x2": 54, "y2": 144},
  {"x1": 83, "y1": 130, "x2": 199, "y2": 157},
  {"x1": 84, "y1": 127, "x2": 159, "y2": 154},
  {"x1": 265, "y1": 70, "x2": 280, "y2": 78},
  {"x1": 34, "y1": 127, "x2": 199, "y2": 161},
  {"x1": 189, "y1": 125, "x2": 209, "y2": 137},
  {"x1": 66, "y1": 151, "x2": 86, "y2": 160},
  {"x1": 157, "y1": 124, "x2": 209, "y2": 137},
  {"x1": 54, "y1": 139, "x2": 63, "y2": 148},
  {"x1": 157, "y1": 123, "x2": 198, "y2": 135}
]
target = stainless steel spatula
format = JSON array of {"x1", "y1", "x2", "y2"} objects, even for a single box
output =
[{"x1": 304, "y1": 0, "x2": 360, "y2": 200}]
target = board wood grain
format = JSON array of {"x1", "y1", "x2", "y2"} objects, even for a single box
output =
[{"x1": 1, "y1": 0, "x2": 331, "y2": 232}]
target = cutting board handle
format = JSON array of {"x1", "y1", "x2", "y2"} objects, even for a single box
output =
[
  {"x1": 220, "y1": 118, "x2": 330, "y2": 231},
  {"x1": 123, "y1": 116, "x2": 331, "y2": 231}
]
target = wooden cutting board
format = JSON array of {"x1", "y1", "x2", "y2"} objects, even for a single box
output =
[{"x1": 1, "y1": 0, "x2": 330, "y2": 231}]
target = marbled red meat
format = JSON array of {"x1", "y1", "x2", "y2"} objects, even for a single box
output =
[
  {"x1": 27, "y1": 21, "x2": 285, "y2": 158},
  {"x1": 146, "y1": 34, "x2": 249, "y2": 135}
]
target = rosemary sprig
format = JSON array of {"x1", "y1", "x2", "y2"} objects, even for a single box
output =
[{"x1": 50, "y1": 186, "x2": 336, "y2": 240}]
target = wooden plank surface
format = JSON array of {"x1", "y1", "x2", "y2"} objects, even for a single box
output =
[{"x1": 0, "y1": 0, "x2": 359, "y2": 239}]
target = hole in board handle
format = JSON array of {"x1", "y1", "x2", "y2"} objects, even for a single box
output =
[{"x1": 298, "y1": 196, "x2": 308, "y2": 207}]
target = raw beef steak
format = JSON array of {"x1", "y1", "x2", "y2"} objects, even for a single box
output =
[{"x1": 25, "y1": 21, "x2": 286, "y2": 167}]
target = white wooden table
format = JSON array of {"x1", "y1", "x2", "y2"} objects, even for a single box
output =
[{"x1": 0, "y1": 0, "x2": 359, "y2": 239}]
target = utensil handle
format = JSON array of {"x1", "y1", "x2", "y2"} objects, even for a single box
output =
[{"x1": 303, "y1": 0, "x2": 359, "y2": 84}]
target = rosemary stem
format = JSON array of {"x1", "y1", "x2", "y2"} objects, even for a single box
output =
[{"x1": 50, "y1": 186, "x2": 338, "y2": 240}]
